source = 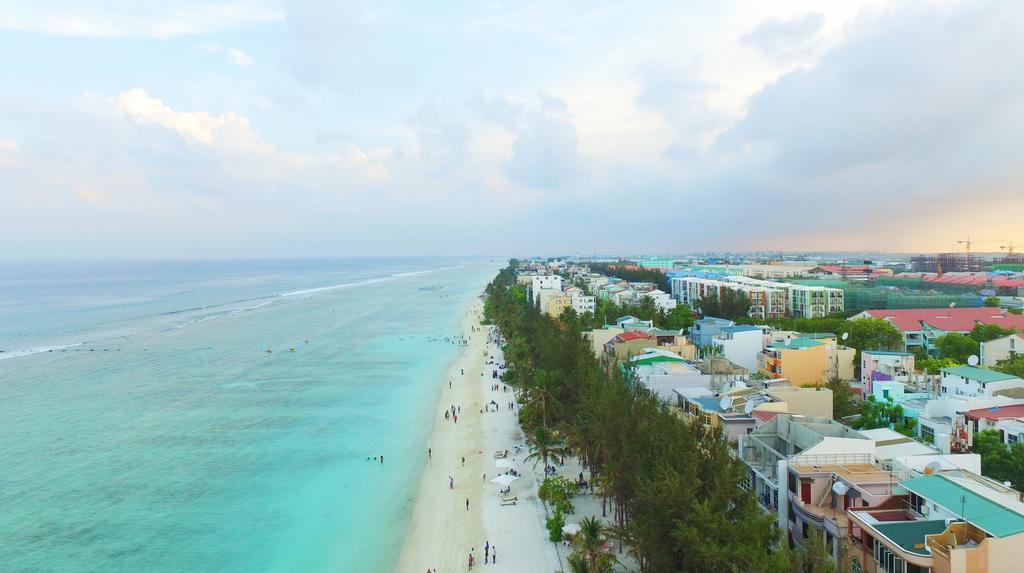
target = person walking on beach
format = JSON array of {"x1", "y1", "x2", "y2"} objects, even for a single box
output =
[
  {"x1": 492, "y1": 545, "x2": 496, "y2": 564},
  {"x1": 465, "y1": 498, "x2": 469, "y2": 511},
  {"x1": 449, "y1": 476, "x2": 454, "y2": 489},
  {"x1": 484, "y1": 541, "x2": 489, "y2": 564},
  {"x1": 461, "y1": 456, "x2": 465, "y2": 467}
]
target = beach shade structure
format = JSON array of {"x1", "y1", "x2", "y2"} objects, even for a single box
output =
[
  {"x1": 490, "y1": 474, "x2": 519, "y2": 487},
  {"x1": 495, "y1": 459, "x2": 515, "y2": 469},
  {"x1": 562, "y1": 523, "x2": 581, "y2": 535}
]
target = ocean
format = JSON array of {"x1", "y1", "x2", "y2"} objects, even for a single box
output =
[{"x1": 0, "y1": 258, "x2": 501, "y2": 573}]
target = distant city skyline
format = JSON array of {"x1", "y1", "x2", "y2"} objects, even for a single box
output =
[{"x1": 2, "y1": 0, "x2": 1022, "y2": 258}]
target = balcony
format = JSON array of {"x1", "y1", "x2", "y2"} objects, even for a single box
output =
[{"x1": 925, "y1": 522, "x2": 988, "y2": 561}]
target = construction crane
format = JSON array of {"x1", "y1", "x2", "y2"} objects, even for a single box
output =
[
  {"x1": 1001, "y1": 241, "x2": 1017, "y2": 256},
  {"x1": 957, "y1": 237, "x2": 1006, "y2": 255}
]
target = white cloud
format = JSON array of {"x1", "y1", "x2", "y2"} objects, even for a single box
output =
[
  {"x1": 225, "y1": 48, "x2": 253, "y2": 67},
  {"x1": 115, "y1": 88, "x2": 273, "y2": 155},
  {"x1": 739, "y1": 13, "x2": 824, "y2": 62},
  {"x1": 0, "y1": 1, "x2": 283, "y2": 39}
]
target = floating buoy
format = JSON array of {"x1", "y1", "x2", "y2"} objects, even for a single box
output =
[{"x1": 266, "y1": 349, "x2": 273, "y2": 353}]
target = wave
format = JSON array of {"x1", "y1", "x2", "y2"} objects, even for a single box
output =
[
  {"x1": 280, "y1": 264, "x2": 459, "y2": 297},
  {"x1": 0, "y1": 342, "x2": 84, "y2": 361}
]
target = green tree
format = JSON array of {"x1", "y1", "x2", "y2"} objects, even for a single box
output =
[
  {"x1": 570, "y1": 517, "x2": 617, "y2": 573},
  {"x1": 826, "y1": 375, "x2": 857, "y2": 419},
  {"x1": 698, "y1": 289, "x2": 751, "y2": 320},
  {"x1": 984, "y1": 296, "x2": 1001, "y2": 308},
  {"x1": 845, "y1": 318, "x2": 903, "y2": 352},
  {"x1": 853, "y1": 396, "x2": 914, "y2": 435},
  {"x1": 917, "y1": 356, "x2": 959, "y2": 375},
  {"x1": 662, "y1": 304, "x2": 694, "y2": 330},
  {"x1": 970, "y1": 429, "x2": 1024, "y2": 489},
  {"x1": 993, "y1": 352, "x2": 1024, "y2": 378},
  {"x1": 970, "y1": 323, "x2": 1017, "y2": 343},
  {"x1": 525, "y1": 426, "x2": 569, "y2": 468},
  {"x1": 794, "y1": 530, "x2": 838, "y2": 573},
  {"x1": 935, "y1": 332, "x2": 980, "y2": 363}
]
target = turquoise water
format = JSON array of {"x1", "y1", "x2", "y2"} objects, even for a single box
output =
[{"x1": 0, "y1": 258, "x2": 500, "y2": 573}]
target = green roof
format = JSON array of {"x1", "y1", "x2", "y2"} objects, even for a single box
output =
[
  {"x1": 873, "y1": 520, "x2": 948, "y2": 555},
  {"x1": 768, "y1": 337, "x2": 824, "y2": 350},
  {"x1": 900, "y1": 474, "x2": 1024, "y2": 537},
  {"x1": 940, "y1": 365, "x2": 1021, "y2": 383}
]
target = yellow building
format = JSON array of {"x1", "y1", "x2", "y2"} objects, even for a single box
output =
[
  {"x1": 539, "y1": 291, "x2": 571, "y2": 318},
  {"x1": 758, "y1": 337, "x2": 828, "y2": 387}
]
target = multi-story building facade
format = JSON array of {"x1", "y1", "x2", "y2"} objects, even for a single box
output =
[
  {"x1": 758, "y1": 337, "x2": 829, "y2": 386},
  {"x1": 940, "y1": 365, "x2": 1024, "y2": 398},
  {"x1": 788, "y1": 284, "x2": 845, "y2": 318}
]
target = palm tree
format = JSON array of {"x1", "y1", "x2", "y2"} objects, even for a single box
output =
[
  {"x1": 523, "y1": 368, "x2": 558, "y2": 428},
  {"x1": 565, "y1": 554, "x2": 591, "y2": 573},
  {"x1": 524, "y1": 426, "x2": 568, "y2": 469},
  {"x1": 572, "y1": 516, "x2": 618, "y2": 573}
]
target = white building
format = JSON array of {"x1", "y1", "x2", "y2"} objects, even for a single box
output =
[
  {"x1": 570, "y1": 292, "x2": 596, "y2": 315},
  {"x1": 981, "y1": 333, "x2": 1024, "y2": 367},
  {"x1": 940, "y1": 365, "x2": 1024, "y2": 398},
  {"x1": 530, "y1": 275, "x2": 563, "y2": 303},
  {"x1": 711, "y1": 325, "x2": 765, "y2": 372}
]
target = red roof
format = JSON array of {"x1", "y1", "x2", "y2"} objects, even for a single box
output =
[
  {"x1": 614, "y1": 332, "x2": 653, "y2": 342},
  {"x1": 861, "y1": 308, "x2": 1024, "y2": 332},
  {"x1": 752, "y1": 410, "x2": 789, "y2": 422},
  {"x1": 962, "y1": 404, "x2": 1024, "y2": 421}
]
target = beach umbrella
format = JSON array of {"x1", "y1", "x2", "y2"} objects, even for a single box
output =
[
  {"x1": 562, "y1": 523, "x2": 581, "y2": 535},
  {"x1": 490, "y1": 474, "x2": 519, "y2": 487},
  {"x1": 495, "y1": 459, "x2": 514, "y2": 469}
]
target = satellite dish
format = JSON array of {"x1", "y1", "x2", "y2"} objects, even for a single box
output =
[
  {"x1": 841, "y1": 332, "x2": 849, "y2": 341},
  {"x1": 719, "y1": 396, "x2": 733, "y2": 410},
  {"x1": 923, "y1": 461, "x2": 942, "y2": 475},
  {"x1": 744, "y1": 401, "x2": 757, "y2": 414},
  {"x1": 968, "y1": 355, "x2": 979, "y2": 366},
  {"x1": 784, "y1": 338, "x2": 792, "y2": 347},
  {"x1": 949, "y1": 302, "x2": 956, "y2": 308},
  {"x1": 732, "y1": 380, "x2": 747, "y2": 390},
  {"x1": 832, "y1": 481, "x2": 850, "y2": 496}
]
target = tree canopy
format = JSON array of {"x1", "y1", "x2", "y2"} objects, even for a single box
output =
[{"x1": 484, "y1": 260, "x2": 789, "y2": 572}]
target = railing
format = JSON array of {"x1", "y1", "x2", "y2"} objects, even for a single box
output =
[
  {"x1": 925, "y1": 522, "x2": 988, "y2": 559},
  {"x1": 789, "y1": 452, "x2": 874, "y2": 468}
]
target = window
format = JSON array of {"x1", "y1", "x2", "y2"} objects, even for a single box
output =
[
  {"x1": 1010, "y1": 434, "x2": 1019, "y2": 445},
  {"x1": 921, "y1": 425, "x2": 935, "y2": 443}
]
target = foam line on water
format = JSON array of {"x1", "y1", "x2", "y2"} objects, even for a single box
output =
[{"x1": 0, "y1": 342, "x2": 84, "y2": 361}]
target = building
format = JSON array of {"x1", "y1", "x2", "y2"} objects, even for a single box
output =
[
  {"x1": 538, "y1": 290, "x2": 571, "y2": 317},
  {"x1": 758, "y1": 337, "x2": 829, "y2": 387},
  {"x1": 848, "y1": 471, "x2": 1024, "y2": 573},
  {"x1": 587, "y1": 326, "x2": 624, "y2": 359},
  {"x1": 674, "y1": 275, "x2": 844, "y2": 320},
  {"x1": 852, "y1": 308, "x2": 1024, "y2": 355},
  {"x1": 689, "y1": 316, "x2": 736, "y2": 348},
  {"x1": 961, "y1": 403, "x2": 1024, "y2": 446},
  {"x1": 529, "y1": 275, "x2": 563, "y2": 303},
  {"x1": 787, "y1": 284, "x2": 845, "y2": 318},
  {"x1": 917, "y1": 395, "x2": 1023, "y2": 454},
  {"x1": 940, "y1": 366, "x2": 1024, "y2": 398},
  {"x1": 602, "y1": 331, "x2": 655, "y2": 369},
  {"x1": 910, "y1": 252, "x2": 982, "y2": 273},
  {"x1": 981, "y1": 333, "x2": 1024, "y2": 367},
  {"x1": 808, "y1": 264, "x2": 893, "y2": 281},
  {"x1": 861, "y1": 351, "x2": 916, "y2": 395},
  {"x1": 804, "y1": 333, "x2": 856, "y2": 382},
  {"x1": 569, "y1": 291, "x2": 596, "y2": 315},
  {"x1": 711, "y1": 325, "x2": 766, "y2": 372},
  {"x1": 627, "y1": 348, "x2": 710, "y2": 401}
]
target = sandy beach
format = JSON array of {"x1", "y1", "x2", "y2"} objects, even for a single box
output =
[{"x1": 394, "y1": 298, "x2": 560, "y2": 572}]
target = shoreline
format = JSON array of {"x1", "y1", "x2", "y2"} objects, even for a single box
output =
[
  {"x1": 393, "y1": 297, "x2": 488, "y2": 571},
  {"x1": 394, "y1": 296, "x2": 560, "y2": 571}
]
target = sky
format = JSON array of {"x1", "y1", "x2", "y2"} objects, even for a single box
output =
[{"x1": 1, "y1": 0, "x2": 1022, "y2": 258}]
